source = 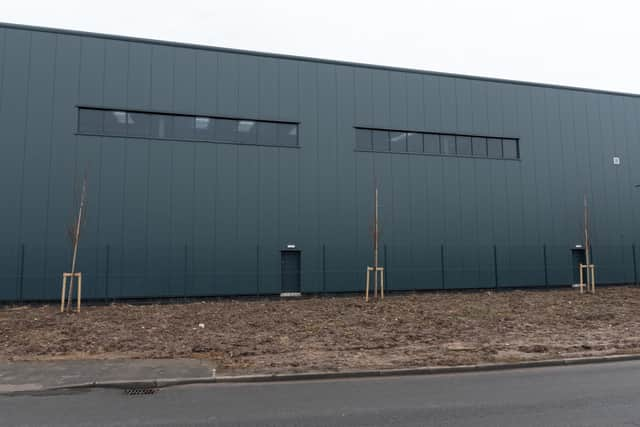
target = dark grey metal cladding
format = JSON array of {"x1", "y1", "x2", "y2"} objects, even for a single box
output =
[{"x1": 1, "y1": 23, "x2": 640, "y2": 301}]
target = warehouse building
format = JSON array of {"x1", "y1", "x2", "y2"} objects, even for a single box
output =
[{"x1": 1, "y1": 22, "x2": 639, "y2": 301}]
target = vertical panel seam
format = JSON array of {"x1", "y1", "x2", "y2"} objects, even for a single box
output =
[
  {"x1": 17, "y1": 31, "x2": 33, "y2": 250},
  {"x1": 500, "y1": 84, "x2": 511, "y2": 247},
  {"x1": 437, "y1": 78, "x2": 445, "y2": 245},
  {"x1": 554, "y1": 91, "x2": 570, "y2": 246},
  {"x1": 0, "y1": 28, "x2": 5, "y2": 118},
  {"x1": 0, "y1": 27, "x2": 6, "y2": 138},
  {"x1": 421, "y1": 76, "x2": 430, "y2": 246},
  {"x1": 583, "y1": 95, "x2": 594, "y2": 241},
  {"x1": 315, "y1": 63, "x2": 320, "y2": 261},
  {"x1": 212, "y1": 52, "x2": 220, "y2": 292},
  {"x1": 541, "y1": 90, "x2": 555, "y2": 241},
  {"x1": 514, "y1": 86, "x2": 526, "y2": 246},
  {"x1": 568, "y1": 93, "x2": 582, "y2": 246},
  {"x1": 150, "y1": 46, "x2": 155, "y2": 108},
  {"x1": 93, "y1": 38, "x2": 107, "y2": 298},
  {"x1": 593, "y1": 94, "x2": 606, "y2": 245},
  {"x1": 191, "y1": 50, "x2": 198, "y2": 287},
  {"x1": 144, "y1": 45, "x2": 154, "y2": 287},
  {"x1": 453, "y1": 79, "x2": 463, "y2": 244},
  {"x1": 631, "y1": 100, "x2": 640, "y2": 244},
  {"x1": 118, "y1": 42, "x2": 131, "y2": 296},
  {"x1": 618, "y1": 98, "x2": 633, "y2": 252},
  {"x1": 404, "y1": 74, "x2": 412, "y2": 273},
  {"x1": 527, "y1": 88, "x2": 540, "y2": 243},
  {"x1": 256, "y1": 58, "x2": 262, "y2": 259},
  {"x1": 353, "y1": 68, "x2": 359, "y2": 280},
  {"x1": 168, "y1": 47, "x2": 177, "y2": 294},
  {"x1": 334, "y1": 66, "x2": 339, "y2": 253},
  {"x1": 386, "y1": 71, "x2": 394, "y2": 247},
  {"x1": 41, "y1": 34, "x2": 60, "y2": 297},
  {"x1": 235, "y1": 56, "x2": 241, "y2": 241},
  {"x1": 296, "y1": 61, "x2": 301, "y2": 241},
  {"x1": 469, "y1": 82, "x2": 480, "y2": 259}
]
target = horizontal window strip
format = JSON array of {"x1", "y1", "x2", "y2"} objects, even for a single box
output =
[
  {"x1": 355, "y1": 127, "x2": 519, "y2": 160},
  {"x1": 77, "y1": 108, "x2": 299, "y2": 148}
]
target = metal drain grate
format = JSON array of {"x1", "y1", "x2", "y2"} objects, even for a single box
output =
[{"x1": 123, "y1": 387, "x2": 158, "y2": 396}]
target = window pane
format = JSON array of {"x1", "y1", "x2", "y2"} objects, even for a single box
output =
[
  {"x1": 355, "y1": 129, "x2": 372, "y2": 150},
  {"x1": 127, "y1": 112, "x2": 150, "y2": 137},
  {"x1": 277, "y1": 123, "x2": 298, "y2": 146},
  {"x1": 372, "y1": 130, "x2": 390, "y2": 152},
  {"x1": 214, "y1": 118, "x2": 237, "y2": 142},
  {"x1": 78, "y1": 108, "x2": 103, "y2": 134},
  {"x1": 194, "y1": 117, "x2": 215, "y2": 140},
  {"x1": 472, "y1": 137, "x2": 487, "y2": 157},
  {"x1": 150, "y1": 114, "x2": 173, "y2": 139},
  {"x1": 441, "y1": 135, "x2": 456, "y2": 155},
  {"x1": 502, "y1": 139, "x2": 519, "y2": 159},
  {"x1": 172, "y1": 116, "x2": 194, "y2": 139},
  {"x1": 237, "y1": 120, "x2": 257, "y2": 144},
  {"x1": 103, "y1": 110, "x2": 128, "y2": 136},
  {"x1": 487, "y1": 138, "x2": 502, "y2": 157},
  {"x1": 257, "y1": 121, "x2": 277, "y2": 146},
  {"x1": 390, "y1": 132, "x2": 408, "y2": 152},
  {"x1": 456, "y1": 136, "x2": 472, "y2": 156},
  {"x1": 424, "y1": 134, "x2": 440, "y2": 154},
  {"x1": 407, "y1": 133, "x2": 423, "y2": 153}
]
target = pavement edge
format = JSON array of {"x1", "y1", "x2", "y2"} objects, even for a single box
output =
[{"x1": 3, "y1": 353, "x2": 640, "y2": 395}]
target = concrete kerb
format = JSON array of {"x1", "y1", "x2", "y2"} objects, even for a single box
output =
[
  {"x1": 0, "y1": 377, "x2": 220, "y2": 396},
  {"x1": 57, "y1": 377, "x2": 219, "y2": 391},
  {"x1": 214, "y1": 354, "x2": 640, "y2": 383},
  {"x1": 3, "y1": 353, "x2": 640, "y2": 395}
]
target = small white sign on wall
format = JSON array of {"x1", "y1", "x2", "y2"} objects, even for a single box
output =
[{"x1": 613, "y1": 156, "x2": 621, "y2": 165}]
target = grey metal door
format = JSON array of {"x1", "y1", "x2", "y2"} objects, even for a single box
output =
[
  {"x1": 281, "y1": 251, "x2": 301, "y2": 292},
  {"x1": 571, "y1": 248, "x2": 586, "y2": 283}
]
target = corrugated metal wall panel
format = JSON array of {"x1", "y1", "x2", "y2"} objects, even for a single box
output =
[{"x1": 1, "y1": 24, "x2": 640, "y2": 300}]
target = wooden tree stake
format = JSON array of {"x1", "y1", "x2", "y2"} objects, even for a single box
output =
[
  {"x1": 62, "y1": 172, "x2": 87, "y2": 312},
  {"x1": 365, "y1": 187, "x2": 384, "y2": 302}
]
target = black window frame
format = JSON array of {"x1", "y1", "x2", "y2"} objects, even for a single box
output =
[
  {"x1": 214, "y1": 118, "x2": 238, "y2": 143},
  {"x1": 354, "y1": 126, "x2": 520, "y2": 160},
  {"x1": 372, "y1": 130, "x2": 390, "y2": 152},
  {"x1": 103, "y1": 110, "x2": 128, "y2": 136},
  {"x1": 277, "y1": 122, "x2": 299, "y2": 147},
  {"x1": 472, "y1": 137, "x2": 488, "y2": 157},
  {"x1": 441, "y1": 134, "x2": 457, "y2": 155},
  {"x1": 76, "y1": 107, "x2": 299, "y2": 149},
  {"x1": 502, "y1": 138, "x2": 519, "y2": 159},
  {"x1": 455, "y1": 135, "x2": 472, "y2": 156},
  {"x1": 406, "y1": 132, "x2": 423, "y2": 153},
  {"x1": 194, "y1": 116, "x2": 215, "y2": 141},
  {"x1": 487, "y1": 137, "x2": 503, "y2": 158},
  {"x1": 423, "y1": 133, "x2": 441, "y2": 154},
  {"x1": 355, "y1": 128, "x2": 373, "y2": 151},
  {"x1": 77, "y1": 108, "x2": 104, "y2": 134},
  {"x1": 390, "y1": 131, "x2": 408, "y2": 153},
  {"x1": 150, "y1": 113, "x2": 173, "y2": 139}
]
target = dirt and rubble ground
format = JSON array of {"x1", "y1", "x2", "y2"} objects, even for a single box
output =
[{"x1": 2, "y1": 286, "x2": 640, "y2": 375}]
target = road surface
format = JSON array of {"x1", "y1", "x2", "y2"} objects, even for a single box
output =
[{"x1": 2, "y1": 360, "x2": 640, "y2": 426}]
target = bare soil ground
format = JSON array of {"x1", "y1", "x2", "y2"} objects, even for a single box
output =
[{"x1": 2, "y1": 286, "x2": 640, "y2": 374}]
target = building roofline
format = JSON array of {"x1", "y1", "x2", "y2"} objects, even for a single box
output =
[{"x1": 2, "y1": 21, "x2": 639, "y2": 99}]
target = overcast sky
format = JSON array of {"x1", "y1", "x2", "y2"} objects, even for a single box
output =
[{"x1": 4, "y1": 0, "x2": 640, "y2": 94}]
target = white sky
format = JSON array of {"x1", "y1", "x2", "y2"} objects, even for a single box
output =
[{"x1": 4, "y1": 0, "x2": 640, "y2": 94}]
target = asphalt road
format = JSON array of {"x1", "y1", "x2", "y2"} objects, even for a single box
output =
[{"x1": 2, "y1": 360, "x2": 640, "y2": 426}]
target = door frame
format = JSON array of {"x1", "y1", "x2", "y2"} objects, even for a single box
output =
[
  {"x1": 280, "y1": 247, "x2": 302, "y2": 296},
  {"x1": 571, "y1": 246, "x2": 586, "y2": 284}
]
